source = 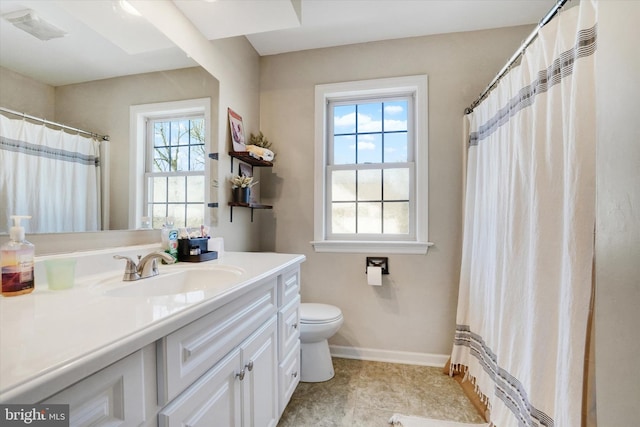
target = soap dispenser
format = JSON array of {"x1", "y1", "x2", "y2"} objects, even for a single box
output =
[{"x1": 1, "y1": 215, "x2": 35, "y2": 297}]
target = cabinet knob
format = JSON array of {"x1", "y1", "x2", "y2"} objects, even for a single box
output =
[
  {"x1": 245, "y1": 361, "x2": 254, "y2": 372},
  {"x1": 292, "y1": 323, "x2": 298, "y2": 329},
  {"x1": 292, "y1": 371, "x2": 298, "y2": 378},
  {"x1": 236, "y1": 369, "x2": 245, "y2": 381}
]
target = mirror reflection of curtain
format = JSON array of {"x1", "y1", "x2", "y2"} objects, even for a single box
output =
[{"x1": 0, "y1": 114, "x2": 101, "y2": 233}]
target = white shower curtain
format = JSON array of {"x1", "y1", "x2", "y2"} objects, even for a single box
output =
[
  {"x1": 0, "y1": 114, "x2": 102, "y2": 233},
  {"x1": 451, "y1": 2, "x2": 597, "y2": 426}
]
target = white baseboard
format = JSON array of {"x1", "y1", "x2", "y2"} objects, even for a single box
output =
[{"x1": 329, "y1": 345, "x2": 449, "y2": 367}]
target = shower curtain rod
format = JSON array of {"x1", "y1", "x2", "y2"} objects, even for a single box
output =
[
  {"x1": 0, "y1": 106, "x2": 110, "y2": 141},
  {"x1": 464, "y1": 0, "x2": 570, "y2": 114}
]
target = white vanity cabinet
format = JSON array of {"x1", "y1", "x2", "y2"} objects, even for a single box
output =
[
  {"x1": 41, "y1": 349, "x2": 146, "y2": 426},
  {"x1": 157, "y1": 265, "x2": 301, "y2": 427},
  {"x1": 277, "y1": 267, "x2": 301, "y2": 416},
  {"x1": 158, "y1": 318, "x2": 278, "y2": 427},
  {"x1": 5, "y1": 253, "x2": 304, "y2": 427}
]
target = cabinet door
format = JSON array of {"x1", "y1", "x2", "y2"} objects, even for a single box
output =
[
  {"x1": 240, "y1": 317, "x2": 278, "y2": 427},
  {"x1": 42, "y1": 350, "x2": 145, "y2": 427},
  {"x1": 158, "y1": 349, "x2": 242, "y2": 427},
  {"x1": 278, "y1": 341, "x2": 300, "y2": 417}
]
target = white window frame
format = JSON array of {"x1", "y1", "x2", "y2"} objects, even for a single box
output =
[
  {"x1": 129, "y1": 98, "x2": 211, "y2": 229},
  {"x1": 312, "y1": 75, "x2": 432, "y2": 254}
]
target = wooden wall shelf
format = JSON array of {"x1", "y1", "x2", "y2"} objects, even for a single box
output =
[
  {"x1": 228, "y1": 151, "x2": 273, "y2": 171},
  {"x1": 228, "y1": 202, "x2": 272, "y2": 222}
]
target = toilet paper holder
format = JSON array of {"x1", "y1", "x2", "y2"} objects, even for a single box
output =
[{"x1": 366, "y1": 257, "x2": 389, "y2": 274}]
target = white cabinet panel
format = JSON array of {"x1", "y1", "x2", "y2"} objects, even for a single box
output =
[
  {"x1": 42, "y1": 350, "x2": 145, "y2": 427},
  {"x1": 158, "y1": 349, "x2": 242, "y2": 427},
  {"x1": 240, "y1": 317, "x2": 278, "y2": 427},
  {"x1": 160, "y1": 317, "x2": 278, "y2": 427},
  {"x1": 278, "y1": 341, "x2": 300, "y2": 417},
  {"x1": 278, "y1": 266, "x2": 300, "y2": 306},
  {"x1": 157, "y1": 280, "x2": 277, "y2": 404},
  {"x1": 278, "y1": 295, "x2": 300, "y2": 359}
]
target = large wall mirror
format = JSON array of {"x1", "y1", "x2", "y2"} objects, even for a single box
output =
[{"x1": 0, "y1": 0, "x2": 220, "y2": 234}]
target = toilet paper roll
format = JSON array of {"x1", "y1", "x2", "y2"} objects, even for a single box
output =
[{"x1": 367, "y1": 266, "x2": 382, "y2": 286}]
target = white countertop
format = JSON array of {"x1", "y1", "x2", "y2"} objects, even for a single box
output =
[{"x1": 0, "y1": 245, "x2": 304, "y2": 403}]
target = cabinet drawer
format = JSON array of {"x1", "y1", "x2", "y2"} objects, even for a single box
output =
[
  {"x1": 42, "y1": 350, "x2": 145, "y2": 427},
  {"x1": 278, "y1": 342, "x2": 300, "y2": 417},
  {"x1": 278, "y1": 295, "x2": 300, "y2": 359},
  {"x1": 157, "y1": 279, "x2": 277, "y2": 404},
  {"x1": 278, "y1": 266, "x2": 300, "y2": 306}
]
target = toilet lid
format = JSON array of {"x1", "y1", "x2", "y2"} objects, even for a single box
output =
[{"x1": 300, "y1": 303, "x2": 343, "y2": 324}]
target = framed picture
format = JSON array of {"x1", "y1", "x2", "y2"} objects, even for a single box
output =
[
  {"x1": 228, "y1": 108, "x2": 246, "y2": 152},
  {"x1": 239, "y1": 162, "x2": 252, "y2": 178}
]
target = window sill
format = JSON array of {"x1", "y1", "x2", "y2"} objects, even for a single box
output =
[{"x1": 310, "y1": 240, "x2": 434, "y2": 254}]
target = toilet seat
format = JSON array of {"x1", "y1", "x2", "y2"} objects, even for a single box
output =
[{"x1": 300, "y1": 303, "x2": 343, "y2": 324}]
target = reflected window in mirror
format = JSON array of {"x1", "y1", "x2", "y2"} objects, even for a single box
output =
[
  {"x1": 145, "y1": 115, "x2": 205, "y2": 228},
  {"x1": 129, "y1": 98, "x2": 211, "y2": 230}
]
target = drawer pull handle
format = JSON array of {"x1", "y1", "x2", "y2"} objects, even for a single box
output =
[
  {"x1": 245, "y1": 361, "x2": 254, "y2": 372},
  {"x1": 236, "y1": 369, "x2": 245, "y2": 381},
  {"x1": 292, "y1": 371, "x2": 298, "y2": 378},
  {"x1": 292, "y1": 323, "x2": 298, "y2": 329}
]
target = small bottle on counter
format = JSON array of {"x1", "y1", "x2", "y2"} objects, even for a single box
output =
[
  {"x1": 161, "y1": 218, "x2": 179, "y2": 263},
  {"x1": 1, "y1": 215, "x2": 35, "y2": 297}
]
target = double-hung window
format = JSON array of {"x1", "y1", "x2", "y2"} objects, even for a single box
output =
[
  {"x1": 312, "y1": 76, "x2": 431, "y2": 254},
  {"x1": 129, "y1": 98, "x2": 211, "y2": 230},
  {"x1": 145, "y1": 115, "x2": 205, "y2": 229}
]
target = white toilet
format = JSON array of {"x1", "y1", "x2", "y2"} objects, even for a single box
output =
[{"x1": 299, "y1": 303, "x2": 344, "y2": 382}]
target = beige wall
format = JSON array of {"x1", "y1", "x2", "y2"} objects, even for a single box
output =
[
  {"x1": 595, "y1": 1, "x2": 640, "y2": 425},
  {"x1": 55, "y1": 67, "x2": 220, "y2": 231},
  {"x1": 258, "y1": 25, "x2": 532, "y2": 356},
  {"x1": 0, "y1": 66, "x2": 55, "y2": 118}
]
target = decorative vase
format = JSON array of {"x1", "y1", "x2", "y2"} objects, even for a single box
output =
[{"x1": 233, "y1": 187, "x2": 251, "y2": 204}]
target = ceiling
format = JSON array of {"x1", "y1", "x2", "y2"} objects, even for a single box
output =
[{"x1": 0, "y1": 0, "x2": 557, "y2": 87}]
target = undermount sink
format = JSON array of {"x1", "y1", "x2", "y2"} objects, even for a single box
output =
[{"x1": 92, "y1": 265, "x2": 245, "y2": 297}]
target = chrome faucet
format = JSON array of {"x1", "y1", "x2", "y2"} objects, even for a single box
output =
[{"x1": 113, "y1": 251, "x2": 176, "y2": 281}]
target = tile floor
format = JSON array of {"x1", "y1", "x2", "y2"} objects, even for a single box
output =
[{"x1": 277, "y1": 358, "x2": 485, "y2": 426}]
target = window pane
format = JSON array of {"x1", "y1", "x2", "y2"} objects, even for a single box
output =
[
  {"x1": 384, "y1": 132, "x2": 408, "y2": 162},
  {"x1": 168, "y1": 176, "x2": 185, "y2": 203},
  {"x1": 383, "y1": 101, "x2": 408, "y2": 131},
  {"x1": 152, "y1": 177, "x2": 167, "y2": 202},
  {"x1": 334, "y1": 105, "x2": 355, "y2": 134},
  {"x1": 358, "y1": 169, "x2": 381, "y2": 201},
  {"x1": 357, "y1": 133, "x2": 382, "y2": 164},
  {"x1": 154, "y1": 122, "x2": 169, "y2": 147},
  {"x1": 384, "y1": 202, "x2": 409, "y2": 234},
  {"x1": 177, "y1": 120, "x2": 190, "y2": 145},
  {"x1": 332, "y1": 203, "x2": 356, "y2": 233},
  {"x1": 332, "y1": 170, "x2": 355, "y2": 201},
  {"x1": 187, "y1": 176, "x2": 205, "y2": 203},
  {"x1": 358, "y1": 202, "x2": 382, "y2": 233},
  {"x1": 174, "y1": 146, "x2": 189, "y2": 171},
  {"x1": 168, "y1": 205, "x2": 185, "y2": 227},
  {"x1": 357, "y1": 103, "x2": 382, "y2": 133},
  {"x1": 170, "y1": 121, "x2": 180, "y2": 146},
  {"x1": 186, "y1": 204, "x2": 204, "y2": 228},
  {"x1": 384, "y1": 168, "x2": 410, "y2": 200},
  {"x1": 191, "y1": 119, "x2": 205, "y2": 143},
  {"x1": 152, "y1": 205, "x2": 167, "y2": 227},
  {"x1": 152, "y1": 146, "x2": 171, "y2": 172},
  {"x1": 333, "y1": 135, "x2": 356, "y2": 165},
  {"x1": 190, "y1": 145, "x2": 205, "y2": 171}
]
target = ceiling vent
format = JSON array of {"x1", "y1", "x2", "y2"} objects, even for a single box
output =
[{"x1": 2, "y1": 9, "x2": 67, "y2": 41}]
